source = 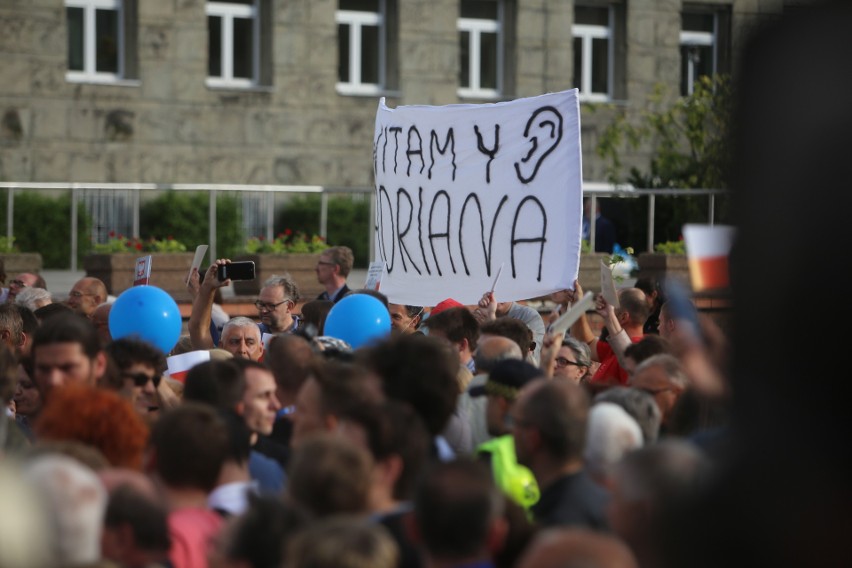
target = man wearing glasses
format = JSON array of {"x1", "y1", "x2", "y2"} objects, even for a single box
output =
[
  {"x1": 315, "y1": 246, "x2": 353, "y2": 304},
  {"x1": 190, "y1": 260, "x2": 301, "y2": 355},
  {"x1": 6, "y1": 272, "x2": 47, "y2": 305},
  {"x1": 66, "y1": 276, "x2": 108, "y2": 317}
]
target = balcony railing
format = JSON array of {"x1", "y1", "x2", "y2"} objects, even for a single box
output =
[{"x1": 0, "y1": 182, "x2": 728, "y2": 270}]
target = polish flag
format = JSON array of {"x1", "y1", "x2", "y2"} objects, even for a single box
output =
[{"x1": 166, "y1": 350, "x2": 211, "y2": 384}]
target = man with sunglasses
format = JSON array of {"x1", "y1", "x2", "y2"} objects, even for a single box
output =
[{"x1": 105, "y1": 337, "x2": 167, "y2": 418}]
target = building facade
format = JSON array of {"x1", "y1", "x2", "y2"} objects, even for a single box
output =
[{"x1": 0, "y1": 0, "x2": 789, "y2": 187}]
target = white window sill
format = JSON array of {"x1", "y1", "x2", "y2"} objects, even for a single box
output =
[
  {"x1": 66, "y1": 73, "x2": 140, "y2": 87},
  {"x1": 457, "y1": 88, "x2": 503, "y2": 101},
  {"x1": 205, "y1": 78, "x2": 272, "y2": 92},
  {"x1": 336, "y1": 83, "x2": 399, "y2": 98}
]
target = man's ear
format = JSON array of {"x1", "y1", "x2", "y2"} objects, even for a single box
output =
[
  {"x1": 16, "y1": 330, "x2": 27, "y2": 349},
  {"x1": 93, "y1": 351, "x2": 108, "y2": 383}
]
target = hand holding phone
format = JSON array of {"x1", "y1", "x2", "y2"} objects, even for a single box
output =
[{"x1": 217, "y1": 261, "x2": 256, "y2": 282}]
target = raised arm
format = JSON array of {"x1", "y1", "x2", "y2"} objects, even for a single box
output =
[
  {"x1": 188, "y1": 259, "x2": 230, "y2": 350},
  {"x1": 568, "y1": 280, "x2": 601, "y2": 362}
]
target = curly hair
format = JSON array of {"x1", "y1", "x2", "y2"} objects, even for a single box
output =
[{"x1": 34, "y1": 384, "x2": 149, "y2": 469}]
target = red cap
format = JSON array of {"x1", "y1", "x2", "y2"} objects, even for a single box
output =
[{"x1": 430, "y1": 298, "x2": 464, "y2": 316}]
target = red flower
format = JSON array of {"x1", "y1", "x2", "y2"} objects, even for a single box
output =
[
  {"x1": 258, "y1": 235, "x2": 265, "y2": 241},
  {"x1": 284, "y1": 228, "x2": 293, "y2": 236},
  {"x1": 168, "y1": 235, "x2": 174, "y2": 240},
  {"x1": 108, "y1": 230, "x2": 116, "y2": 238},
  {"x1": 135, "y1": 242, "x2": 143, "y2": 251}
]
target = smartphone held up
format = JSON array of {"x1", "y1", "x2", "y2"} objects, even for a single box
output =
[{"x1": 217, "y1": 261, "x2": 256, "y2": 282}]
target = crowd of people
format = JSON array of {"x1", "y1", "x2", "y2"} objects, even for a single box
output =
[
  {"x1": 0, "y1": 237, "x2": 732, "y2": 568},
  {"x1": 2, "y1": 4, "x2": 848, "y2": 566}
]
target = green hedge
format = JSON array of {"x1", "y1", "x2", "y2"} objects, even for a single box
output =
[
  {"x1": 0, "y1": 190, "x2": 91, "y2": 268},
  {"x1": 139, "y1": 192, "x2": 244, "y2": 260},
  {"x1": 276, "y1": 195, "x2": 371, "y2": 266}
]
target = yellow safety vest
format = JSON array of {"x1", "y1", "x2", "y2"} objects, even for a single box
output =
[{"x1": 477, "y1": 435, "x2": 540, "y2": 510}]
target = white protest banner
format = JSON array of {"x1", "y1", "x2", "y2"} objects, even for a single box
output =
[{"x1": 373, "y1": 90, "x2": 583, "y2": 306}]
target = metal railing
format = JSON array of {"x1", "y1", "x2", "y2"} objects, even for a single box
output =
[{"x1": 0, "y1": 182, "x2": 728, "y2": 270}]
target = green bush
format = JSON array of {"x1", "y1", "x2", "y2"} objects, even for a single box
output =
[
  {"x1": 0, "y1": 190, "x2": 92, "y2": 268},
  {"x1": 139, "y1": 191, "x2": 244, "y2": 260},
  {"x1": 276, "y1": 195, "x2": 371, "y2": 266}
]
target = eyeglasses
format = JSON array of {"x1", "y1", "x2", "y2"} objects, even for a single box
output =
[
  {"x1": 639, "y1": 386, "x2": 675, "y2": 396},
  {"x1": 68, "y1": 291, "x2": 95, "y2": 298},
  {"x1": 255, "y1": 299, "x2": 289, "y2": 311},
  {"x1": 122, "y1": 372, "x2": 161, "y2": 388},
  {"x1": 555, "y1": 357, "x2": 585, "y2": 368},
  {"x1": 9, "y1": 280, "x2": 28, "y2": 288}
]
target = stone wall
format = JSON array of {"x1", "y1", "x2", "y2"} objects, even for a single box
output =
[{"x1": 0, "y1": 0, "x2": 783, "y2": 185}]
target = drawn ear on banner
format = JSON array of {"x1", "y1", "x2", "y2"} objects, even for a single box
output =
[{"x1": 514, "y1": 105, "x2": 564, "y2": 184}]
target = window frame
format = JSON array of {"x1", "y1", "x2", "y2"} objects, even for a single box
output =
[
  {"x1": 572, "y1": 6, "x2": 614, "y2": 103},
  {"x1": 206, "y1": 0, "x2": 261, "y2": 89},
  {"x1": 65, "y1": 0, "x2": 125, "y2": 84},
  {"x1": 336, "y1": 0, "x2": 387, "y2": 96},
  {"x1": 680, "y1": 11, "x2": 717, "y2": 96},
  {"x1": 458, "y1": 1, "x2": 504, "y2": 99}
]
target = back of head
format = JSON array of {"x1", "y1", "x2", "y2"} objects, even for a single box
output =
[
  {"x1": 474, "y1": 334, "x2": 523, "y2": 373},
  {"x1": 0, "y1": 303, "x2": 24, "y2": 349},
  {"x1": 25, "y1": 454, "x2": 107, "y2": 566},
  {"x1": 33, "y1": 302, "x2": 74, "y2": 322},
  {"x1": 348, "y1": 287, "x2": 390, "y2": 308},
  {"x1": 183, "y1": 359, "x2": 245, "y2": 410},
  {"x1": 265, "y1": 333, "x2": 316, "y2": 394},
  {"x1": 357, "y1": 333, "x2": 459, "y2": 436},
  {"x1": 221, "y1": 495, "x2": 309, "y2": 568},
  {"x1": 623, "y1": 335, "x2": 671, "y2": 366},
  {"x1": 299, "y1": 300, "x2": 334, "y2": 335},
  {"x1": 286, "y1": 516, "x2": 398, "y2": 568},
  {"x1": 149, "y1": 403, "x2": 229, "y2": 492},
  {"x1": 618, "y1": 288, "x2": 651, "y2": 327},
  {"x1": 584, "y1": 403, "x2": 644, "y2": 483},
  {"x1": 480, "y1": 317, "x2": 532, "y2": 357},
  {"x1": 593, "y1": 387, "x2": 661, "y2": 444},
  {"x1": 34, "y1": 384, "x2": 149, "y2": 469},
  {"x1": 519, "y1": 380, "x2": 590, "y2": 462},
  {"x1": 0, "y1": 460, "x2": 54, "y2": 568},
  {"x1": 424, "y1": 306, "x2": 480, "y2": 348},
  {"x1": 286, "y1": 433, "x2": 373, "y2": 518},
  {"x1": 32, "y1": 312, "x2": 101, "y2": 359},
  {"x1": 338, "y1": 399, "x2": 431, "y2": 501},
  {"x1": 414, "y1": 457, "x2": 504, "y2": 561},
  {"x1": 517, "y1": 527, "x2": 638, "y2": 568},
  {"x1": 103, "y1": 482, "x2": 171, "y2": 557},
  {"x1": 633, "y1": 353, "x2": 688, "y2": 390}
]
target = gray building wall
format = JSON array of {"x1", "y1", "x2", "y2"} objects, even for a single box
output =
[{"x1": 0, "y1": 0, "x2": 785, "y2": 186}]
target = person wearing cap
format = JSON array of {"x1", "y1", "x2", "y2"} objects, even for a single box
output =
[{"x1": 474, "y1": 359, "x2": 544, "y2": 512}]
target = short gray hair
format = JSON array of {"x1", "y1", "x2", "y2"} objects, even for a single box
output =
[
  {"x1": 561, "y1": 335, "x2": 592, "y2": 367},
  {"x1": 221, "y1": 316, "x2": 261, "y2": 339},
  {"x1": 263, "y1": 273, "x2": 300, "y2": 303},
  {"x1": 15, "y1": 287, "x2": 53, "y2": 311}
]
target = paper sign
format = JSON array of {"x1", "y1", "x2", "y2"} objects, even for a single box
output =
[
  {"x1": 599, "y1": 260, "x2": 619, "y2": 309},
  {"x1": 490, "y1": 263, "x2": 505, "y2": 294},
  {"x1": 134, "y1": 255, "x2": 152, "y2": 286},
  {"x1": 548, "y1": 291, "x2": 595, "y2": 336},
  {"x1": 166, "y1": 350, "x2": 211, "y2": 383},
  {"x1": 364, "y1": 261, "x2": 384, "y2": 291},
  {"x1": 187, "y1": 244, "x2": 209, "y2": 285},
  {"x1": 373, "y1": 89, "x2": 584, "y2": 306}
]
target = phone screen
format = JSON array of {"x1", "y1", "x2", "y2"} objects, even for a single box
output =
[{"x1": 218, "y1": 261, "x2": 256, "y2": 282}]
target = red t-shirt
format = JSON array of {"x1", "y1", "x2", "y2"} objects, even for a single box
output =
[
  {"x1": 589, "y1": 335, "x2": 643, "y2": 386},
  {"x1": 168, "y1": 507, "x2": 223, "y2": 568}
]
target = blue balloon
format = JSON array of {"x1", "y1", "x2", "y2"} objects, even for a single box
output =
[
  {"x1": 323, "y1": 294, "x2": 391, "y2": 349},
  {"x1": 109, "y1": 285, "x2": 182, "y2": 355}
]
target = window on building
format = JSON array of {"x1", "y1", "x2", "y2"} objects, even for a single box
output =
[
  {"x1": 337, "y1": 0, "x2": 387, "y2": 95},
  {"x1": 458, "y1": 0, "x2": 503, "y2": 98},
  {"x1": 572, "y1": 5, "x2": 613, "y2": 102},
  {"x1": 680, "y1": 6, "x2": 731, "y2": 96},
  {"x1": 66, "y1": 0, "x2": 128, "y2": 82},
  {"x1": 207, "y1": 0, "x2": 262, "y2": 88}
]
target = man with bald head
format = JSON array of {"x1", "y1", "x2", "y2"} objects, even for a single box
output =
[
  {"x1": 6, "y1": 272, "x2": 47, "y2": 304},
  {"x1": 67, "y1": 277, "x2": 108, "y2": 317}
]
